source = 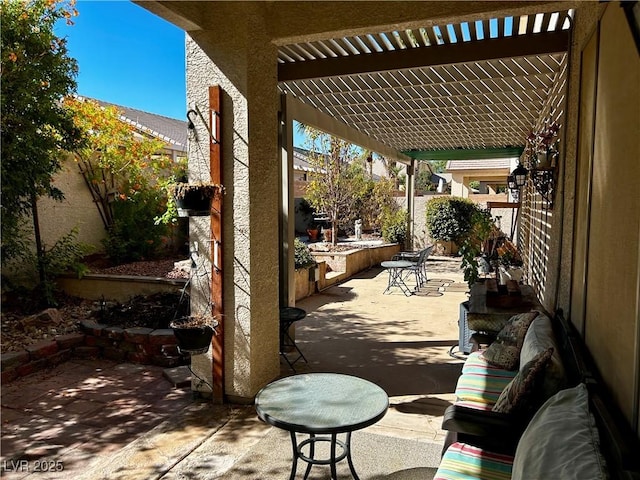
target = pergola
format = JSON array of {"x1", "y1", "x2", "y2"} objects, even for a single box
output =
[
  {"x1": 138, "y1": 1, "x2": 626, "y2": 406},
  {"x1": 277, "y1": 9, "x2": 571, "y2": 158}
]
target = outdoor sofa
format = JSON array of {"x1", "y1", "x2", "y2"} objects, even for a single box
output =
[{"x1": 434, "y1": 309, "x2": 640, "y2": 480}]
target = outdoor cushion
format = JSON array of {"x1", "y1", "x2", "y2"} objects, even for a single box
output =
[
  {"x1": 512, "y1": 384, "x2": 608, "y2": 480},
  {"x1": 492, "y1": 347, "x2": 554, "y2": 417},
  {"x1": 483, "y1": 311, "x2": 539, "y2": 370},
  {"x1": 519, "y1": 312, "x2": 566, "y2": 401},
  {"x1": 434, "y1": 441, "x2": 514, "y2": 480},
  {"x1": 466, "y1": 316, "x2": 509, "y2": 333},
  {"x1": 461, "y1": 351, "x2": 519, "y2": 378},
  {"x1": 455, "y1": 350, "x2": 517, "y2": 405}
]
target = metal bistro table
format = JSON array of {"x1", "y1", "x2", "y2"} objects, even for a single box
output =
[
  {"x1": 381, "y1": 260, "x2": 413, "y2": 296},
  {"x1": 255, "y1": 373, "x2": 389, "y2": 480}
]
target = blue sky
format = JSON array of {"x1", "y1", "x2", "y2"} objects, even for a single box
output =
[
  {"x1": 55, "y1": 1, "x2": 307, "y2": 146},
  {"x1": 55, "y1": 1, "x2": 186, "y2": 120}
]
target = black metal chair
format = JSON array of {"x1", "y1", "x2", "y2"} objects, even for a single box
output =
[
  {"x1": 279, "y1": 307, "x2": 308, "y2": 371},
  {"x1": 393, "y1": 245, "x2": 433, "y2": 291}
]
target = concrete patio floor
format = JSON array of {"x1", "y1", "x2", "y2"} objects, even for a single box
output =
[{"x1": 1, "y1": 257, "x2": 468, "y2": 479}]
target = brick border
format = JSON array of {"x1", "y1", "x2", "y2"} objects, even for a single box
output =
[{"x1": 1, "y1": 320, "x2": 189, "y2": 384}]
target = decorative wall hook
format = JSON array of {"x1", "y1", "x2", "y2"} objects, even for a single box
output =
[
  {"x1": 187, "y1": 105, "x2": 220, "y2": 145},
  {"x1": 531, "y1": 167, "x2": 555, "y2": 207}
]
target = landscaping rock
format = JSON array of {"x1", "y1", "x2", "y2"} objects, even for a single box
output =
[{"x1": 20, "y1": 308, "x2": 63, "y2": 329}]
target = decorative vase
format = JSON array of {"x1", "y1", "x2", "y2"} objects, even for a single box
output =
[{"x1": 306, "y1": 228, "x2": 319, "y2": 241}]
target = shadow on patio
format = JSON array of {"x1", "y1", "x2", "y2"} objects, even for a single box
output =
[
  {"x1": 0, "y1": 257, "x2": 469, "y2": 480},
  {"x1": 290, "y1": 257, "x2": 469, "y2": 444}
]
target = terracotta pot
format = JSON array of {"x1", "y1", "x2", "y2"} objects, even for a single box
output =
[{"x1": 306, "y1": 228, "x2": 319, "y2": 241}]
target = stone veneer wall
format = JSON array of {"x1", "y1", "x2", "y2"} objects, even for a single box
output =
[{"x1": 0, "y1": 321, "x2": 188, "y2": 384}]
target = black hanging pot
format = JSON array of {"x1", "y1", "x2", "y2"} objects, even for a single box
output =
[
  {"x1": 169, "y1": 182, "x2": 224, "y2": 217},
  {"x1": 170, "y1": 317, "x2": 216, "y2": 354},
  {"x1": 174, "y1": 189, "x2": 213, "y2": 217}
]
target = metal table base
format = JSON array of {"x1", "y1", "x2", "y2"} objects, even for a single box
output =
[
  {"x1": 381, "y1": 260, "x2": 413, "y2": 296},
  {"x1": 289, "y1": 431, "x2": 358, "y2": 480}
]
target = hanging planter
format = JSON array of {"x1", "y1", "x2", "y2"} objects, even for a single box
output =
[
  {"x1": 168, "y1": 182, "x2": 224, "y2": 217},
  {"x1": 170, "y1": 314, "x2": 218, "y2": 355}
]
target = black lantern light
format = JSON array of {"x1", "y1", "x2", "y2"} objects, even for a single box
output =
[{"x1": 511, "y1": 163, "x2": 529, "y2": 188}]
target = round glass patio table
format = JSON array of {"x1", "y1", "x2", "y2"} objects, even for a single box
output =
[{"x1": 255, "y1": 373, "x2": 389, "y2": 480}]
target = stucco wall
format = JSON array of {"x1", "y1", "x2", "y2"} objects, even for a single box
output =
[
  {"x1": 37, "y1": 155, "x2": 107, "y2": 252},
  {"x1": 186, "y1": 3, "x2": 281, "y2": 401},
  {"x1": 580, "y1": 4, "x2": 639, "y2": 427}
]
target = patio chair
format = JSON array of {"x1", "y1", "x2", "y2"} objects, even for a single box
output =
[{"x1": 397, "y1": 245, "x2": 433, "y2": 291}]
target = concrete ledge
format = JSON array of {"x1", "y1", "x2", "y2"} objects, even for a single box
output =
[
  {"x1": 312, "y1": 243, "x2": 402, "y2": 290},
  {"x1": 57, "y1": 273, "x2": 187, "y2": 302}
]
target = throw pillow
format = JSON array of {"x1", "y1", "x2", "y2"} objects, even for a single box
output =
[
  {"x1": 520, "y1": 313, "x2": 566, "y2": 401},
  {"x1": 512, "y1": 384, "x2": 608, "y2": 480},
  {"x1": 492, "y1": 347, "x2": 554, "y2": 417},
  {"x1": 483, "y1": 311, "x2": 539, "y2": 370}
]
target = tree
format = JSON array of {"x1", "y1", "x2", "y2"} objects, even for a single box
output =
[
  {"x1": 1, "y1": 0, "x2": 83, "y2": 272},
  {"x1": 428, "y1": 160, "x2": 448, "y2": 173},
  {"x1": 415, "y1": 162, "x2": 434, "y2": 193},
  {"x1": 303, "y1": 128, "x2": 363, "y2": 245},
  {"x1": 64, "y1": 97, "x2": 185, "y2": 262}
]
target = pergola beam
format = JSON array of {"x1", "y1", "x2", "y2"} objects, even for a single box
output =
[
  {"x1": 284, "y1": 94, "x2": 412, "y2": 165},
  {"x1": 404, "y1": 147, "x2": 524, "y2": 160},
  {"x1": 279, "y1": 30, "x2": 570, "y2": 81}
]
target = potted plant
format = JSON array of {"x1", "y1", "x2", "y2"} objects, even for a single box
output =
[
  {"x1": 306, "y1": 224, "x2": 320, "y2": 241},
  {"x1": 497, "y1": 240, "x2": 524, "y2": 284},
  {"x1": 425, "y1": 196, "x2": 478, "y2": 255},
  {"x1": 167, "y1": 181, "x2": 224, "y2": 217},
  {"x1": 525, "y1": 122, "x2": 560, "y2": 169},
  {"x1": 170, "y1": 313, "x2": 218, "y2": 355},
  {"x1": 459, "y1": 207, "x2": 496, "y2": 287}
]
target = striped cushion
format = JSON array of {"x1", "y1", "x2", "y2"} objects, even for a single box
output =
[
  {"x1": 455, "y1": 352, "x2": 517, "y2": 404},
  {"x1": 434, "y1": 442, "x2": 514, "y2": 480},
  {"x1": 454, "y1": 400, "x2": 494, "y2": 411}
]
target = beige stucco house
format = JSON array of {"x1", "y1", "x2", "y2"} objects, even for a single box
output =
[
  {"x1": 446, "y1": 158, "x2": 513, "y2": 198},
  {"x1": 136, "y1": 1, "x2": 639, "y2": 439}
]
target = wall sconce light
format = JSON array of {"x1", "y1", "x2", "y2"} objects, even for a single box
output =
[
  {"x1": 507, "y1": 164, "x2": 528, "y2": 202},
  {"x1": 188, "y1": 105, "x2": 220, "y2": 145},
  {"x1": 511, "y1": 163, "x2": 529, "y2": 188}
]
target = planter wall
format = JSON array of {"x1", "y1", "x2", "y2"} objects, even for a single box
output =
[
  {"x1": 58, "y1": 273, "x2": 187, "y2": 302},
  {"x1": 311, "y1": 243, "x2": 401, "y2": 288},
  {"x1": 294, "y1": 262, "x2": 325, "y2": 301},
  {"x1": 0, "y1": 321, "x2": 188, "y2": 384}
]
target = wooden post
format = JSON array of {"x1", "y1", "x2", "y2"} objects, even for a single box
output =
[{"x1": 209, "y1": 86, "x2": 224, "y2": 402}]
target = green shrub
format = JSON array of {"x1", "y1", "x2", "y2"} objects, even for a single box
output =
[
  {"x1": 460, "y1": 208, "x2": 494, "y2": 286},
  {"x1": 103, "y1": 190, "x2": 169, "y2": 264},
  {"x1": 425, "y1": 196, "x2": 478, "y2": 245},
  {"x1": 25, "y1": 228, "x2": 93, "y2": 306},
  {"x1": 294, "y1": 238, "x2": 316, "y2": 269},
  {"x1": 381, "y1": 208, "x2": 407, "y2": 245}
]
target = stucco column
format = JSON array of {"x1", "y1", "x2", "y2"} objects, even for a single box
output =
[{"x1": 186, "y1": 4, "x2": 280, "y2": 402}]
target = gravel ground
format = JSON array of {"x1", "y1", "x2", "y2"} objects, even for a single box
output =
[{"x1": 1, "y1": 258, "x2": 188, "y2": 353}]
